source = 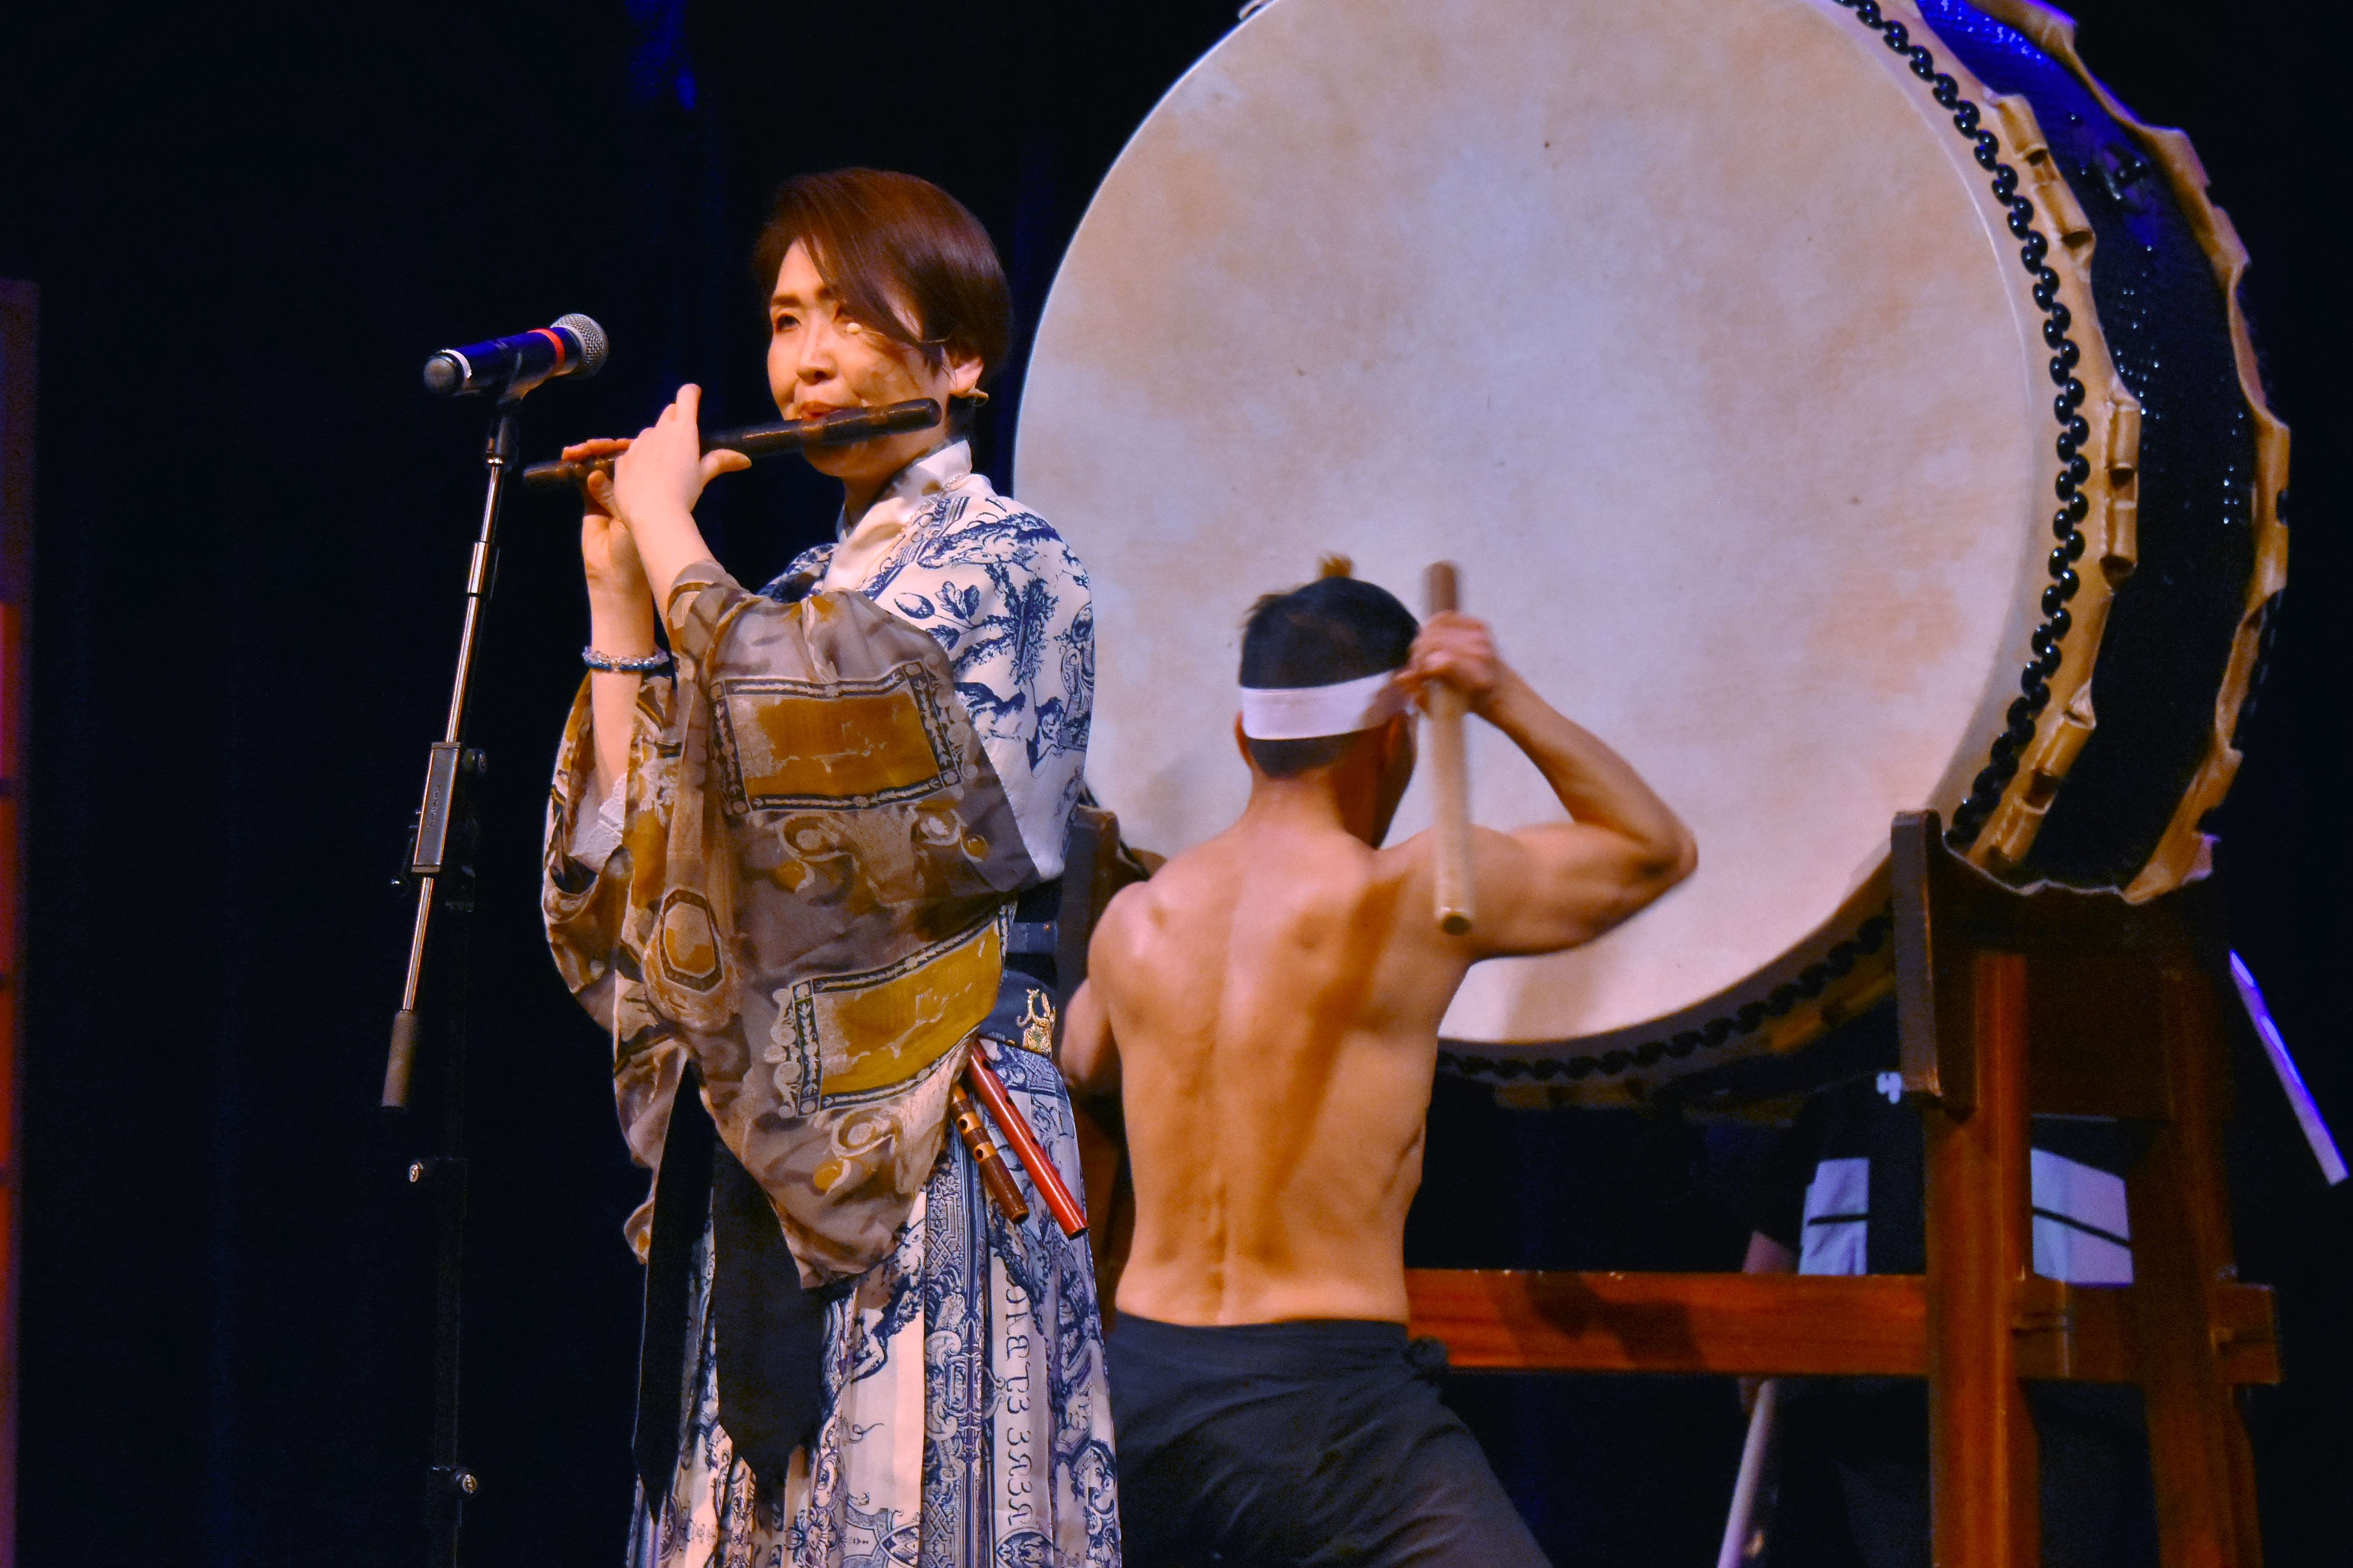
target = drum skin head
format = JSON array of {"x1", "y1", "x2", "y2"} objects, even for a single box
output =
[{"x1": 1018, "y1": 0, "x2": 2066, "y2": 1054}]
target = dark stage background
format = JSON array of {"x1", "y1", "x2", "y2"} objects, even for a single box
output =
[{"x1": 2, "y1": 2, "x2": 2344, "y2": 1564}]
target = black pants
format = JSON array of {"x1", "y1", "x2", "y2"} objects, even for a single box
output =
[{"x1": 1107, "y1": 1313, "x2": 1551, "y2": 1568}]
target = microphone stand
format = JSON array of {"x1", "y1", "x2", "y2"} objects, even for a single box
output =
[{"x1": 380, "y1": 398, "x2": 519, "y2": 1568}]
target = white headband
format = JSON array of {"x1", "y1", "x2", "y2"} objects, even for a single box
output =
[{"x1": 1238, "y1": 668, "x2": 1412, "y2": 741}]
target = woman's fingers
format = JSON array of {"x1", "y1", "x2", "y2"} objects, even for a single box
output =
[
  {"x1": 607, "y1": 383, "x2": 724, "y2": 527},
  {"x1": 587, "y1": 385, "x2": 708, "y2": 478},
  {"x1": 643, "y1": 384, "x2": 698, "y2": 437},
  {"x1": 570, "y1": 384, "x2": 705, "y2": 465},
  {"x1": 562, "y1": 436, "x2": 633, "y2": 462},
  {"x1": 700, "y1": 449, "x2": 753, "y2": 484}
]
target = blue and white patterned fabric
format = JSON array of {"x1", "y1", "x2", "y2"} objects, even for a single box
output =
[
  {"x1": 614, "y1": 445, "x2": 1117, "y2": 1567},
  {"x1": 629, "y1": 1035, "x2": 1120, "y2": 1568},
  {"x1": 766, "y1": 442, "x2": 1093, "y2": 882}
]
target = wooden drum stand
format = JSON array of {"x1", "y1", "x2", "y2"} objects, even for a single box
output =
[{"x1": 1406, "y1": 812, "x2": 2277, "y2": 1567}]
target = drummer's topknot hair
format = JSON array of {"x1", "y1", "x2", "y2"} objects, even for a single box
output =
[
  {"x1": 1240, "y1": 572, "x2": 1420, "y2": 777},
  {"x1": 753, "y1": 169, "x2": 1012, "y2": 432}
]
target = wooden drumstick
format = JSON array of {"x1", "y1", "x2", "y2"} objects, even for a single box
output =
[{"x1": 1424, "y1": 562, "x2": 1475, "y2": 936}]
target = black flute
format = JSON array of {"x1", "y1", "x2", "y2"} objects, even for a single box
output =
[{"x1": 519, "y1": 397, "x2": 940, "y2": 491}]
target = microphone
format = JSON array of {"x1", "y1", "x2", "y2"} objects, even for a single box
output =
[
  {"x1": 422, "y1": 313, "x2": 608, "y2": 398},
  {"x1": 519, "y1": 398, "x2": 942, "y2": 490}
]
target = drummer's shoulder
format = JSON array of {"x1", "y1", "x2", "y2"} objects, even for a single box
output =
[
  {"x1": 1369, "y1": 824, "x2": 1436, "y2": 883},
  {"x1": 1093, "y1": 836, "x2": 1227, "y2": 934},
  {"x1": 1084, "y1": 873, "x2": 1160, "y2": 974}
]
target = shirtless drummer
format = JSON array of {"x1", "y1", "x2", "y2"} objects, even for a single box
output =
[{"x1": 1060, "y1": 566, "x2": 1696, "y2": 1565}]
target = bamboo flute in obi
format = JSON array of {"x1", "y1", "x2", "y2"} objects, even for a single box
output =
[{"x1": 949, "y1": 1055, "x2": 1090, "y2": 1238}]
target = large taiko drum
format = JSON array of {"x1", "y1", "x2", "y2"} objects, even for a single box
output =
[{"x1": 1016, "y1": 0, "x2": 2286, "y2": 1093}]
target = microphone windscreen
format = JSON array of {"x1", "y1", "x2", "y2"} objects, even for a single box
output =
[
  {"x1": 555, "y1": 313, "x2": 609, "y2": 378},
  {"x1": 421, "y1": 354, "x2": 463, "y2": 396}
]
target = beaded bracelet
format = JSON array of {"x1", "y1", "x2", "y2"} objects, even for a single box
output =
[{"x1": 582, "y1": 646, "x2": 673, "y2": 674}]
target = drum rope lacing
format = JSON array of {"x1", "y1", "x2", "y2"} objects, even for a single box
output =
[
  {"x1": 1439, "y1": 1, "x2": 2083, "y2": 1087},
  {"x1": 1827, "y1": 0, "x2": 2098, "y2": 855}
]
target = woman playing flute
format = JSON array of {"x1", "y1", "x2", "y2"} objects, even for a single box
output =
[{"x1": 541, "y1": 169, "x2": 1115, "y2": 1568}]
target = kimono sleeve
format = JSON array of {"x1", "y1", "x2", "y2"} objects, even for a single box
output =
[{"x1": 542, "y1": 669, "x2": 678, "y2": 1005}]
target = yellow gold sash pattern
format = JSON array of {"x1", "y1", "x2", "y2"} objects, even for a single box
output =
[
  {"x1": 715, "y1": 666, "x2": 957, "y2": 811},
  {"x1": 776, "y1": 917, "x2": 1003, "y2": 1113}
]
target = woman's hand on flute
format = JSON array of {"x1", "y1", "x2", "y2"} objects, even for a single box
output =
[
  {"x1": 567, "y1": 437, "x2": 649, "y2": 606},
  {"x1": 610, "y1": 384, "x2": 751, "y2": 609}
]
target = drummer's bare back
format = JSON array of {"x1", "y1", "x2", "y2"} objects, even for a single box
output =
[{"x1": 1061, "y1": 615, "x2": 1697, "y2": 1328}]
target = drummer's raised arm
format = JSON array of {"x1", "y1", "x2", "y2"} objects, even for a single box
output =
[
  {"x1": 1405, "y1": 611, "x2": 1695, "y2": 958},
  {"x1": 1058, "y1": 973, "x2": 1122, "y2": 1107}
]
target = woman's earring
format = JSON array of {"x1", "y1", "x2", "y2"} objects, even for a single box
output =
[{"x1": 952, "y1": 388, "x2": 990, "y2": 408}]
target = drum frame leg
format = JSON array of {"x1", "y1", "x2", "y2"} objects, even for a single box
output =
[
  {"x1": 2128, "y1": 966, "x2": 2265, "y2": 1568},
  {"x1": 1402, "y1": 812, "x2": 2277, "y2": 1568},
  {"x1": 1923, "y1": 947, "x2": 2039, "y2": 1568}
]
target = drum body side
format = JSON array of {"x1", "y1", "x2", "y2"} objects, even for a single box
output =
[{"x1": 1924, "y1": 0, "x2": 2288, "y2": 900}]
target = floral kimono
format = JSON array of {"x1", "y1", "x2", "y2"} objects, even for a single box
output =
[{"x1": 543, "y1": 442, "x2": 1116, "y2": 1567}]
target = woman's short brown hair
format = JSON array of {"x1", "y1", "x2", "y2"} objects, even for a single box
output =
[{"x1": 753, "y1": 169, "x2": 1012, "y2": 405}]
